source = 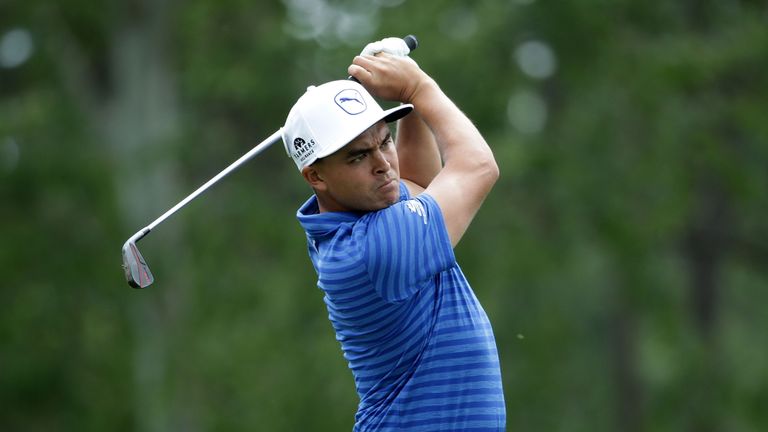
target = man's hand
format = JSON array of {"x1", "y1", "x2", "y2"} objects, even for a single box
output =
[{"x1": 348, "y1": 54, "x2": 432, "y2": 104}]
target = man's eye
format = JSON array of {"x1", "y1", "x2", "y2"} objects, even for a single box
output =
[{"x1": 350, "y1": 154, "x2": 366, "y2": 163}]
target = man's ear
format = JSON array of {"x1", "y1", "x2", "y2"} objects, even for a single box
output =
[{"x1": 301, "y1": 165, "x2": 326, "y2": 191}]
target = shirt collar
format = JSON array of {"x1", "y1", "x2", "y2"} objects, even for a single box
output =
[
  {"x1": 296, "y1": 195, "x2": 362, "y2": 239},
  {"x1": 296, "y1": 182, "x2": 410, "y2": 239}
]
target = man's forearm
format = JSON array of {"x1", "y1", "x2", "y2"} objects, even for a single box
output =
[
  {"x1": 408, "y1": 77, "x2": 499, "y2": 246},
  {"x1": 396, "y1": 108, "x2": 441, "y2": 188}
]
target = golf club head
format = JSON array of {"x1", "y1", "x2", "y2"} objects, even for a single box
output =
[{"x1": 122, "y1": 239, "x2": 154, "y2": 288}]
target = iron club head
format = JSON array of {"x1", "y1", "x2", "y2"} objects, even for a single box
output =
[{"x1": 122, "y1": 234, "x2": 154, "y2": 289}]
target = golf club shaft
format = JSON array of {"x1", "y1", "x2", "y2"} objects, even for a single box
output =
[{"x1": 136, "y1": 128, "x2": 283, "y2": 238}]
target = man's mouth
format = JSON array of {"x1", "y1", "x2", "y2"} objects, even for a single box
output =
[{"x1": 378, "y1": 178, "x2": 396, "y2": 190}]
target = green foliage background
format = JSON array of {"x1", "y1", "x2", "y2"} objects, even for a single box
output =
[{"x1": 1, "y1": 0, "x2": 766, "y2": 430}]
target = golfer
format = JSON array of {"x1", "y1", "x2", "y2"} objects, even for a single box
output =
[{"x1": 282, "y1": 38, "x2": 505, "y2": 431}]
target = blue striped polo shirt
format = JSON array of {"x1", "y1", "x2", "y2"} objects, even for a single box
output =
[{"x1": 297, "y1": 182, "x2": 505, "y2": 431}]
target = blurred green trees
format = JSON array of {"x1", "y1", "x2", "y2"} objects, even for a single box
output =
[{"x1": 1, "y1": 0, "x2": 766, "y2": 431}]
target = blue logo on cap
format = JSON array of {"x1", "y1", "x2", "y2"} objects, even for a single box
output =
[{"x1": 335, "y1": 89, "x2": 367, "y2": 115}]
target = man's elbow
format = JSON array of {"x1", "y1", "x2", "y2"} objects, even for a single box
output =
[
  {"x1": 450, "y1": 150, "x2": 498, "y2": 196},
  {"x1": 443, "y1": 142, "x2": 500, "y2": 188},
  {"x1": 476, "y1": 149, "x2": 500, "y2": 188}
]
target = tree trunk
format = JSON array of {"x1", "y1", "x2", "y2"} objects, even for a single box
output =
[
  {"x1": 106, "y1": 1, "x2": 189, "y2": 430},
  {"x1": 683, "y1": 179, "x2": 730, "y2": 432}
]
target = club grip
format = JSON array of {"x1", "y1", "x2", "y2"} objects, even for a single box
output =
[
  {"x1": 348, "y1": 35, "x2": 418, "y2": 83},
  {"x1": 403, "y1": 35, "x2": 418, "y2": 51}
]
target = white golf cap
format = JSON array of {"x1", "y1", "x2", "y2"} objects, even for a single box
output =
[{"x1": 282, "y1": 80, "x2": 413, "y2": 170}]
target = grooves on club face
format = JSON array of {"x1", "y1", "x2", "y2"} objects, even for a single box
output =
[{"x1": 122, "y1": 240, "x2": 154, "y2": 288}]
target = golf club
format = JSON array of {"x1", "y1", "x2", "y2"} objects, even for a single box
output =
[
  {"x1": 121, "y1": 129, "x2": 283, "y2": 288},
  {"x1": 121, "y1": 35, "x2": 418, "y2": 289}
]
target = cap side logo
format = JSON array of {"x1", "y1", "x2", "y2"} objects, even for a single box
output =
[
  {"x1": 292, "y1": 137, "x2": 315, "y2": 164},
  {"x1": 335, "y1": 89, "x2": 367, "y2": 115},
  {"x1": 293, "y1": 137, "x2": 306, "y2": 151}
]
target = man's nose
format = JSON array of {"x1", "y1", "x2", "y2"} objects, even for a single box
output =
[{"x1": 372, "y1": 150, "x2": 391, "y2": 174}]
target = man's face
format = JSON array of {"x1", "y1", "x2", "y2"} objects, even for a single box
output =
[{"x1": 306, "y1": 121, "x2": 400, "y2": 212}]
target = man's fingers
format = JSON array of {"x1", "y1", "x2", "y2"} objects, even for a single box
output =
[
  {"x1": 347, "y1": 64, "x2": 371, "y2": 83},
  {"x1": 349, "y1": 54, "x2": 420, "y2": 102},
  {"x1": 351, "y1": 54, "x2": 394, "y2": 73},
  {"x1": 349, "y1": 55, "x2": 384, "y2": 82},
  {"x1": 353, "y1": 54, "x2": 382, "y2": 66}
]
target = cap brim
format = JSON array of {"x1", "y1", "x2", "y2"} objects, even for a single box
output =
[
  {"x1": 382, "y1": 103, "x2": 413, "y2": 123},
  {"x1": 314, "y1": 103, "x2": 414, "y2": 160}
]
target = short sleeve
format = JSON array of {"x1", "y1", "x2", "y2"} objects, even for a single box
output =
[{"x1": 363, "y1": 193, "x2": 456, "y2": 303}]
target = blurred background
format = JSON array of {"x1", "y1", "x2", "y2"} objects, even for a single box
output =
[{"x1": 2, "y1": 0, "x2": 767, "y2": 430}]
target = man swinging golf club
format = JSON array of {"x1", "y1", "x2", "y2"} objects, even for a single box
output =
[{"x1": 284, "y1": 37, "x2": 506, "y2": 431}]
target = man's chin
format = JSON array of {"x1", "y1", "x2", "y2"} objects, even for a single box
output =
[
  {"x1": 362, "y1": 182, "x2": 400, "y2": 211},
  {"x1": 367, "y1": 196, "x2": 398, "y2": 212},
  {"x1": 383, "y1": 189, "x2": 400, "y2": 207}
]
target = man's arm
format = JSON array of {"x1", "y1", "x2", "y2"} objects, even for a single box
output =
[
  {"x1": 395, "y1": 109, "x2": 441, "y2": 190},
  {"x1": 349, "y1": 54, "x2": 499, "y2": 247}
]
